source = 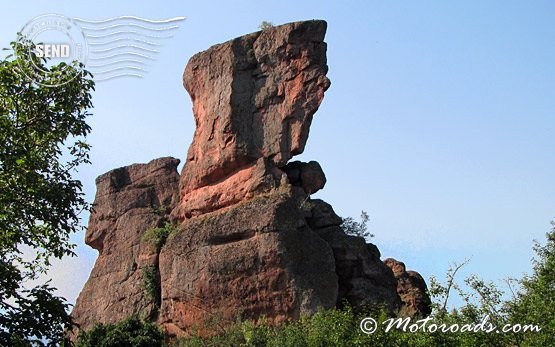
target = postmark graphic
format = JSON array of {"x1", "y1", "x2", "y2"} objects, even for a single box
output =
[
  {"x1": 17, "y1": 14, "x2": 88, "y2": 87},
  {"x1": 74, "y1": 16, "x2": 185, "y2": 81},
  {"x1": 17, "y1": 14, "x2": 185, "y2": 86}
]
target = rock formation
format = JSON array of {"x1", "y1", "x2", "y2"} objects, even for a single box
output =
[
  {"x1": 72, "y1": 157, "x2": 180, "y2": 330},
  {"x1": 174, "y1": 20, "x2": 330, "y2": 219},
  {"x1": 72, "y1": 20, "x2": 431, "y2": 338},
  {"x1": 384, "y1": 258, "x2": 432, "y2": 317}
]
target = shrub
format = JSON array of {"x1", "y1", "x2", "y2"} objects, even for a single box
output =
[
  {"x1": 505, "y1": 222, "x2": 555, "y2": 346},
  {"x1": 75, "y1": 316, "x2": 164, "y2": 347},
  {"x1": 141, "y1": 265, "x2": 159, "y2": 302},
  {"x1": 258, "y1": 21, "x2": 274, "y2": 30},
  {"x1": 142, "y1": 222, "x2": 176, "y2": 251}
]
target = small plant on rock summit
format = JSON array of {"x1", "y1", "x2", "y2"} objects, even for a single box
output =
[
  {"x1": 341, "y1": 211, "x2": 373, "y2": 239},
  {"x1": 259, "y1": 21, "x2": 274, "y2": 30}
]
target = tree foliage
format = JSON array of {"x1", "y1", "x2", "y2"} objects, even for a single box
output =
[
  {"x1": 341, "y1": 211, "x2": 373, "y2": 239},
  {"x1": 74, "y1": 316, "x2": 164, "y2": 347},
  {"x1": 0, "y1": 36, "x2": 94, "y2": 345},
  {"x1": 505, "y1": 222, "x2": 555, "y2": 346}
]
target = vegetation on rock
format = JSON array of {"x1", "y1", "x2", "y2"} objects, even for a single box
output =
[
  {"x1": 258, "y1": 21, "x2": 274, "y2": 30},
  {"x1": 141, "y1": 265, "x2": 160, "y2": 305},
  {"x1": 74, "y1": 316, "x2": 164, "y2": 347},
  {"x1": 76, "y1": 221, "x2": 555, "y2": 346},
  {"x1": 142, "y1": 222, "x2": 177, "y2": 252},
  {"x1": 341, "y1": 211, "x2": 373, "y2": 239}
]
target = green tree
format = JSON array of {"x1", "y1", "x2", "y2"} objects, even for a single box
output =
[
  {"x1": 506, "y1": 222, "x2": 555, "y2": 346},
  {"x1": 0, "y1": 36, "x2": 94, "y2": 345},
  {"x1": 426, "y1": 222, "x2": 555, "y2": 346},
  {"x1": 341, "y1": 211, "x2": 373, "y2": 239}
]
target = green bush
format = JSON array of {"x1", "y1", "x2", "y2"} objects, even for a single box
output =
[
  {"x1": 258, "y1": 21, "x2": 274, "y2": 30},
  {"x1": 142, "y1": 222, "x2": 176, "y2": 251},
  {"x1": 505, "y1": 223, "x2": 555, "y2": 346},
  {"x1": 173, "y1": 306, "x2": 526, "y2": 347},
  {"x1": 141, "y1": 265, "x2": 160, "y2": 304},
  {"x1": 75, "y1": 316, "x2": 164, "y2": 347}
]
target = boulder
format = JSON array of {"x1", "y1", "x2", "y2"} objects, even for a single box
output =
[
  {"x1": 307, "y1": 200, "x2": 402, "y2": 312},
  {"x1": 283, "y1": 160, "x2": 327, "y2": 195}
]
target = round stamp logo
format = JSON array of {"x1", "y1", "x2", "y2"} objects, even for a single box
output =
[{"x1": 16, "y1": 13, "x2": 88, "y2": 87}]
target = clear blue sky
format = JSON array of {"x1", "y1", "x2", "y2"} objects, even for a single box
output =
[{"x1": 2, "y1": 1, "x2": 554, "y2": 309}]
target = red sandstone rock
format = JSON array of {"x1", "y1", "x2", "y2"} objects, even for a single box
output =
[
  {"x1": 175, "y1": 20, "x2": 331, "y2": 219},
  {"x1": 384, "y1": 258, "x2": 432, "y2": 317},
  {"x1": 175, "y1": 158, "x2": 286, "y2": 218},
  {"x1": 71, "y1": 20, "x2": 432, "y2": 340},
  {"x1": 283, "y1": 160, "x2": 327, "y2": 195},
  {"x1": 307, "y1": 200, "x2": 402, "y2": 312},
  {"x1": 158, "y1": 189, "x2": 338, "y2": 336},
  {"x1": 71, "y1": 157, "x2": 180, "y2": 333}
]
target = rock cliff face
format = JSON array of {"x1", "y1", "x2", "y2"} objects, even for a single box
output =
[
  {"x1": 72, "y1": 157, "x2": 180, "y2": 331},
  {"x1": 72, "y1": 20, "x2": 430, "y2": 338},
  {"x1": 174, "y1": 20, "x2": 330, "y2": 219},
  {"x1": 159, "y1": 189, "x2": 338, "y2": 336}
]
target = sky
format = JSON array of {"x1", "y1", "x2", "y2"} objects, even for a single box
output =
[{"x1": 2, "y1": 1, "x2": 554, "y2": 309}]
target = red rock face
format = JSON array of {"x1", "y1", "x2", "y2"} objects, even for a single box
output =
[
  {"x1": 384, "y1": 258, "x2": 432, "y2": 317},
  {"x1": 306, "y1": 200, "x2": 402, "y2": 312},
  {"x1": 71, "y1": 157, "x2": 180, "y2": 334},
  {"x1": 158, "y1": 189, "x2": 338, "y2": 336},
  {"x1": 71, "y1": 20, "x2": 431, "y2": 340},
  {"x1": 175, "y1": 20, "x2": 331, "y2": 219}
]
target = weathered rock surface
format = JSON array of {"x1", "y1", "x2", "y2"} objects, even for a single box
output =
[
  {"x1": 384, "y1": 258, "x2": 432, "y2": 317},
  {"x1": 307, "y1": 200, "x2": 402, "y2": 311},
  {"x1": 72, "y1": 157, "x2": 180, "y2": 333},
  {"x1": 283, "y1": 160, "x2": 326, "y2": 194},
  {"x1": 159, "y1": 188, "x2": 337, "y2": 336},
  {"x1": 71, "y1": 20, "x2": 431, "y2": 340},
  {"x1": 175, "y1": 20, "x2": 331, "y2": 219}
]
